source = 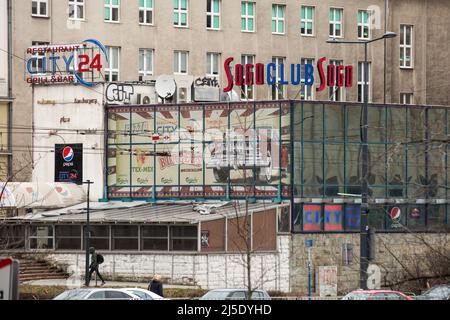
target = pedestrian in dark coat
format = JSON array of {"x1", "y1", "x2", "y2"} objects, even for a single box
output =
[{"x1": 148, "y1": 275, "x2": 164, "y2": 297}]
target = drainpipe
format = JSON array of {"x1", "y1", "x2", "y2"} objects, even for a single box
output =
[
  {"x1": 7, "y1": 0, "x2": 13, "y2": 178},
  {"x1": 383, "y1": 0, "x2": 388, "y2": 104}
]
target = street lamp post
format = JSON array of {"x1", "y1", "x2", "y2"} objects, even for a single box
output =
[
  {"x1": 83, "y1": 180, "x2": 94, "y2": 287},
  {"x1": 327, "y1": 32, "x2": 396, "y2": 289}
]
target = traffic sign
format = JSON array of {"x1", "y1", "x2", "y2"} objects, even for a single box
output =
[
  {"x1": 306, "y1": 239, "x2": 313, "y2": 248},
  {"x1": 0, "y1": 257, "x2": 19, "y2": 300}
]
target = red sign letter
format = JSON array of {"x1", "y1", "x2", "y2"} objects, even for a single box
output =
[
  {"x1": 223, "y1": 57, "x2": 234, "y2": 92},
  {"x1": 316, "y1": 57, "x2": 327, "y2": 92}
]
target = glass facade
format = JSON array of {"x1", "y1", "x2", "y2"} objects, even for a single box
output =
[{"x1": 106, "y1": 101, "x2": 450, "y2": 232}]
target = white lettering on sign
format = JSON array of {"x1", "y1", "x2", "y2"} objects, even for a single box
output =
[{"x1": 106, "y1": 83, "x2": 135, "y2": 103}]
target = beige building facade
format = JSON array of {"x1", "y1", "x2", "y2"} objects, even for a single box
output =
[{"x1": 9, "y1": 0, "x2": 450, "y2": 181}]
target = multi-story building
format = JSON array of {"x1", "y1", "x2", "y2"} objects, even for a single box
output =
[
  {"x1": 0, "y1": 0, "x2": 11, "y2": 181},
  {"x1": 9, "y1": 0, "x2": 450, "y2": 182}
]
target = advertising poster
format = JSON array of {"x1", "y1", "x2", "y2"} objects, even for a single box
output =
[
  {"x1": 303, "y1": 205, "x2": 322, "y2": 231},
  {"x1": 54, "y1": 144, "x2": 83, "y2": 185},
  {"x1": 318, "y1": 266, "x2": 338, "y2": 297},
  {"x1": 324, "y1": 205, "x2": 343, "y2": 231}
]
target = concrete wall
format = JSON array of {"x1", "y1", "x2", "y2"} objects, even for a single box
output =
[
  {"x1": 32, "y1": 84, "x2": 105, "y2": 200},
  {"x1": 290, "y1": 232, "x2": 450, "y2": 295},
  {"x1": 46, "y1": 235, "x2": 291, "y2": 292},
  {"x1": 0, "y1": 0, "x2": 7, "y2": 97}
]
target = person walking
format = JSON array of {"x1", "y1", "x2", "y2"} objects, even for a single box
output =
[
  {"x1": 87, "y1": 247, "x2": 105, "y2": 286},
  {"x1": 148, "y1": 275, "x2": 164, "y2": 297}
]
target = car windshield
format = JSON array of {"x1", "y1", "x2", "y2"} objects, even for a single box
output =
[
  {"x1": 201, "y1": 291, "x2": 233, "y2": 300},
  {"x1": 342, "y1": 292, "x2": 371, "y2": 300},
  {"x1": 423, "y1": 287, "x2": 450, "y2": 297},
  {"x1": 54, "y1": 290, "x2": 91, "y2": 300}
]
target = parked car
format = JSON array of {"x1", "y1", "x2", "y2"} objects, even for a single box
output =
[
  {"x1": 123, "y1": 288, "x2": 167, "y2": 300},
  {"x1": 415, "y1": 285, "x2": 450, "y2": 300},
  {"x1": 199, "y1": 289, "x2": 271, "y2": 300},
  {"x1": 53, "y1": 288, "x2": 141, "y2": 300},
  {"x1": 342, "y1": 290, "x2": 414, "y2": 300}
]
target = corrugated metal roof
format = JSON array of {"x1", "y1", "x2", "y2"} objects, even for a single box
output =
[{"x1": 7, "y1": 201, "x2": 289, "y2": 224}]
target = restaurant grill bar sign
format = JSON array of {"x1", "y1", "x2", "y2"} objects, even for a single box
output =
[
  {"x1": 223, "y1": 56, "x2": 353, "y2": 92},
  {"x1": 55, "y1": 144, "x2": 83, "y2": 185}
]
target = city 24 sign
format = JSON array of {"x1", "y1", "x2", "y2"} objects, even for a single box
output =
[
  {"x1": 223, "y1": 56, "x2": 353, "y2": 93},
  {"x1": 25, "y1": 39, "x2": 107, "y2": 87}
]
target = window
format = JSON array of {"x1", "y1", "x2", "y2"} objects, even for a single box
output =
[
  {"x1": 106, "y1": 291, "x2": 133, "y2": 299},
  {"x1": 105, "y1": 46, "x2": 120, "y2": 82},
  {"x1": 139, "y1": 49, "x2": 154, "y2": 80},
  {"x1": 69, "y1": 0, "x2": 84, "y2": 20},
  {"x1": 329, "y1": 60, "x2": 344, "y2": 102},
  {"x1": 170, "y1": 226, "x2": 197, "y2": 251},
  {"x1": 358, "y1": 61, "x2": 371, "y2": 102},
  {"x1": 30, "y1": 226, "x2": 54, "y2": 249},
  {"x1": 0, "y1": 226, "x2": 25, "y2": 250},
  {"x1": 32, "y1": 0, "x2": 48, "y2": 17},
  {"x1": 55, "y1": 225, "x2": 82, "y2": 250},
  {"x1": 329, "y1": 8, "x2": 343, "y2": 38},
  {"x1": 174, "y1": 51, "x2": 188, "y2": 74},
  {"x1": 207, "y1": 0, "x2": 220, "y2": 30},
  {"x1": 139, "y1": 0, "x2": 153, "y2": 25},
  {"x1": 400, "y1": 93, "x2": 413, "y2": 105},
  {"x1": 400, "y1": 25, "x2": 413, "y2": 68},
  {"x1": 241, "y1": 2, "x2": 255, "y2": 32},
  {"x1": 174, "y1": 0, "x2": 188, "y2": 27},
  {"x1": 272, "y1": 4, "x2": 285, "y2": 34},
  {"x1": 270, "y1": 57, "x2": 286, "y2": 100},
  {"x1": 241, "y1": 54, "x2": 255, "y2": 100},
  {"x1": 104, "y1": 0, "x2": 120, "y2": 22},
  {"x1": 141, "y1": 225, "x2": 168, "y2": 251},
  {"x1": 83, "y1": 226, "x2": 110, "y2": 250},
  {"x1": 358, "y1": 10, "x2": 371, "y2": 39},
  {"x1": 31, "y1": 41, "x2": 50, "y2": 75},
  {"x1": 112, "y1": 225, "x2": 138, "y2": 250},
  {"x1": 301, "y1": 6, "x2": 314, "y2": 36},
  {"x1": 88, "y1": 291, "x2": 106, "y2": 299},
  {"x1": 206, "y1": 52, "x2": 220, "y2": 76},
  {"x1": 301, "y1": 58, "x2": 314, "y2": 100}
]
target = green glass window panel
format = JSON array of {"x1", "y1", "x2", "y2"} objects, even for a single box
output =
[
  {"x1": 336, "y1": 24, "x2": 341, "y2": 31},
  {"x1": 181, "y1": 0, "x2": 187, "y2": 10},
  {"x1": 301, "y1": 8, "x2": 305, "y2": 19},
  {"x1": 181, "y1": 13, "x2": 187, "y2": 24},
  {"x1": 213, "y1": 0, "x2": 219, "y2": 13},
  {"x1": 368, "y1": 144, "x2": 386, "y2": 185},
  {"x1": 329, "y1": 9, "x2": 333, "y2": 21},
  {"x1": 368, "y1": 206, "x2": 385, "y2": 230},
  {"x1": 324, "y1": 144, "x2": 345, "y2": 188},
  {"x1": 139, "y1": 0, "x2": 144, "y2": 7},
  {"x1": 363, "y1": 12, "x2": 369, "y2": 23},
  {"x1": 278, "y1": 21, "x2": 284, "y2": 33},
  {"x1": 248, "y1": 18, "x2": 254, "y2": 30},
  {"x1": 248, "y1": 3, "x2": 254, "y2": 15},
  {"x1": 148, "y1": 0, "x2": 153, "y2": 7},
  {"x1": 428, "y1": 205, "x2": 446, "y2": 228},
  {"x1": 272, "y1": 5, "x2": 276, "y2": 17},
  {"x1": 407, "y1": 144, "x2": 426, "y2": 198},
  {"x1": 408, "y1": 108, "x2": 425, "y2": 141},
  {"x1": 307, "y1": 22, "x2": 313, "y2": 30},
  {"x1": 307, "y1": 8, "x2": 313, "y2": 19},
  {"x1": 325, "y1": 104, "x2": 345, "y2": 142},
  {"x1": 303, "y1": 103, "x2": 324, "y2": 141},
  {"x1": 347, "y1": 105, "x2": 362, "y2": 142},
  {"x1": 105, "y1": 0, "x2": 109, "y2": 4},
  {"x1": 272, "y1": 20, "x2": 276, "y2": 32},
  {"x1": 428, "y1": 145, "x2": 446, "y2": 198},
  {"x1": 173, "y1": 0, "x2": 178, "y2": 9},
  {"x1": 241, "y1": 18, "x2": 245, "y2": 30},
  {"x1": 302, "y1": 143, "x2": 323, "y2": 196},
  {"x1": 105, "y1": 8, "x2": 110, "y2": 20},
  {"x1": 429, "y1": 108, "x2": 446, "y2": 140},
  {"x1": 346, "y1": 144, "x2": 361, "y2": 186},
  {"x1": 301, "y1": 22, "x2": 305, "y2": 30},
  {"x1": 358, "y1": 12, "x2": 362, "y2": 23},
  {"x1": 174, "y1": 13, "x2": 179, "y2": 24},
  {"x1": 336, "y1": 9, "x2": 341, "y2": 21},
  {"x1": 112, "y1": 0, "x2": 119, "y2": 5},
  {"x1": 368, "y1": 107, "x2": 385, "y2": 142},
  {"x1": 213, "y1": 16, "x2": 219, "y2": 28},
  {"x1": 387, "y1": 107, "x2": 406, "y2": 141},
  {"x1": 241, "y1": 3, "x2": 245, "y2": 15},
  {"x1": 278, "y1": 6, "x2": 283, "y2": 17}
]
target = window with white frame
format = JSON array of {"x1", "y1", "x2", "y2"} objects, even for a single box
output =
[
  {"x1": 174, "y1": 51, "x2": 188, "y2": 74},
  {"x1": 32, "y1": 0, "x2": 48, "y2": 17},
  {"x1": 358, "y1": 61, "x2": 371, "y2": 102},
  {"x1": 174, "y1": 0, "x2": 188, "y2": 27},
  {"x1": 358, "y1": 10, "x2": 371, "y2": 39},
  {"x1": 139, "y1": 0, "x2": 153, "y2": 25},
  {"x1": 301, "y1": 58, "x2": 314, "y2": 100},
  {"x1": 104, "y1": 0, "x2": 120, "y2": 22},
  {"x1": 241, "y1": 2, "x2": 255, "y2": 32},
  {"x1": 139, "y1": 49, "x2": 153, "y2": 80},
  {"x1": 329, "y1": 8, "x2": 343, "y2": 38},
  {"x1": 206, "y1": 52, "x2": 220, "y2": 76},
  {"x1": 241, "y1": 54, "x2": 255, "y2": 100},
  {"x1": 400, "y1": 25, "x2": 413, "y2": 68},
  {"x1": 207, "y1": 0, "x2": 220, "y2": 30},
  {"x1": 31, "y1": 41, "x2": 49, "y2": 75},
  {"x1": 301, "y1": 6, "x2": 314, "y2": 36},
  {"x1": 105, "y1": 46, "x2": 120, "y2": 82},
  {"x1": 329, "y1": 60, "x2": 344, "y2": 102},
  {"x1": 400, "y1": 93, "x2": 413, "y2": 105},
  {"x1": 270, "y1": 57, "x2": 286, "y2": 100},
  {"x1": 69, "y1": 0, "x2": 84, "y2": 20},
  {"x1": 272, "y1": 4, "x2": 285, "y2": 34}
]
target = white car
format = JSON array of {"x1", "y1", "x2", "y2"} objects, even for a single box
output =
[
  {"x1": 53, "y1": 288, "x2": 141, "y2": 300},
  {"x1": 123, "y1": 288, "x2": 167, "y2": 300}
]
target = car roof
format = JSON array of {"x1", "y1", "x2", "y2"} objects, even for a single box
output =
[
  {"x1": 350, "y1": 290, "x2": 403, "y2": 293},
  {"x1": 209, "y1": 289, "x2": 266, "y2": 292}
]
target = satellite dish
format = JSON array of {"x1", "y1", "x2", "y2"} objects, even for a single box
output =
[
  {"x1": 220, "y1": 89, "x2": 240, "y2": 102},
  {"x1": 155, "y1": 75, "x2": 176, "y2": 99}
]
